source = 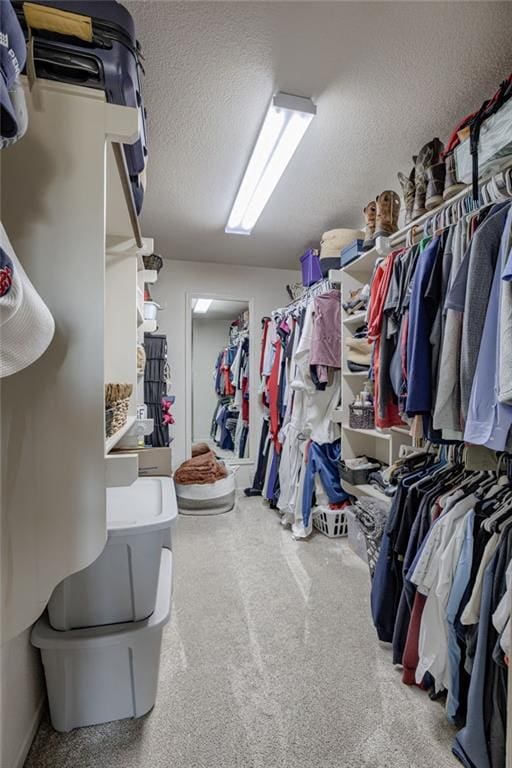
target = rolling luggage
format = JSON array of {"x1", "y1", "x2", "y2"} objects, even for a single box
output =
[{"x1": 13, "y1": 0, "x2": 147, "y2": 212}]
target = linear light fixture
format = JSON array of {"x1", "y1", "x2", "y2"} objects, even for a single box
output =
[
  {"x1": 225, "y1": 92, "x2": 316, "y2": 235},
  {"x1": 193, "y1": 298, "x2": 213, "y2": 314}
]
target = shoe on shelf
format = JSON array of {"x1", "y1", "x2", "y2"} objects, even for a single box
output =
[
  {"x1": 443, "y1": 151, "x2": 465, "y2": 200},
  {"x1": 375, "y1": 190, "x2": 401, "y2": 238},
  {"x1": 343, "y1": 284, "x2": 370, "y2": 315},
  {"x1": 425, "y1": 138, "x2": 445, "y2": 210},
  {"x1": 398, "y1": 158, "x2": 416, "y2": 226},
  {"x1": 362, "y1": 200, "x2": 377, "y2": 251},
  {"x1": 414, "y1": 138, "x2": 444, "y2": 216}
]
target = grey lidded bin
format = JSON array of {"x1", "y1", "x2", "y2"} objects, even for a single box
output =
[
  {"x1": 48, "y1": 476, "x2": 177, "y2": 631},
  {"x1": 32, "y1": 549, "x2": 172, "y2": 732}
]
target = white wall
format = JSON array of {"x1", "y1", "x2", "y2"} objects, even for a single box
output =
[
  {"x1": 153, "y1": 259, "x2": 299, "y2": 477},
  {"x1": 192, "y1": 316, "x2": 231, "y2": 441},
  {"x1": 1, "y1": 629, "x2": 45, "y2": 768}
]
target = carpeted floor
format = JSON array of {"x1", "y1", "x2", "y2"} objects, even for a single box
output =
[{"x1": 26, "y1": 496, "x2": 459, "y2": 768}]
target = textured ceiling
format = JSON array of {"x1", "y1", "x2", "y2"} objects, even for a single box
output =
[{"x1": 127, "y1": 0, "x2": 512, "y2": 269}]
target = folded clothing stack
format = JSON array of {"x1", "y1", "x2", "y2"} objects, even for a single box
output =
[
  {"x1": 344, "y1": 456, "x2": 381, "y2": 471},
  {"x1": 174, "y1": 448, "x2": 227, "y2": 485}
]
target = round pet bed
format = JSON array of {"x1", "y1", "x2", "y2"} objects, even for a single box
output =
[{"x1": 175, "y1": 470, "x2": 236, "y2": 515}]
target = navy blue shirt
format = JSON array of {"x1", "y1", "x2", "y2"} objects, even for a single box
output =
[{"x1": 406, "y1": 236, "x2": 444, "y2": 416}]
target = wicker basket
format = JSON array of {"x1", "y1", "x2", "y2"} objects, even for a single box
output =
[
  {"x1": 105, "y1": 397, "x2": 130, "y2": 438},
  {"x1": 142, "y1": 253, "x2": 163, "y2": 272},
  {"x1": 105, "y1": 407, "x2": 115, "y2": 438},
  {"x1": 349, "y1": 403, "x2": 375, "y2": 430}
]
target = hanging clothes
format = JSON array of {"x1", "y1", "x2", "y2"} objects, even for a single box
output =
[
  {"x1": 210, "y1": 331, "x2": 249, "y2": 457},
  {"x1": 370, "y1": 451, "x2": 512, "y2": 768},
  {"x1": 246, "y1": 281, "x2": 348, "y2": 538}
]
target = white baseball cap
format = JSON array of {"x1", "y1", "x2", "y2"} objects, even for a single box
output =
[{"x1": 0, "y1": 222, "x2": 55, "y2": 378}]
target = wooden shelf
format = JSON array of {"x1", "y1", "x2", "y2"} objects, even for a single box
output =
[
  {"x1": 343, "y1": 425, "x2": 391, "y2": 440},
  {"x1": 343, "y1": 312, "x2": 367, "y2": 326},
  {"x1": 342, "y1": 479, "x2": 392, "y2": 504},
  {"x1": 343, "y1": 370, "x2": 369, "y2": 378},
  {"x1": 342, "y1": 247, "x2": 379, "y2": 276},
  {"x1": 105, "y1": 415, "x2": 136, "y2": 453}
]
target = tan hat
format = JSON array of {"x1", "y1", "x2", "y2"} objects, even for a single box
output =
[
  {"x1": 345, "y1": 337, "x2": 372, "y2": 366},
  {"x1": 320, "y1": 228, "x2": 364, "y2": 258},
  {"x1": 0, "y1": 223, "x2": 55, "y2": 378}
]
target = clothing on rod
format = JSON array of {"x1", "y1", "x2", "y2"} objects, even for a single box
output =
[{"x1": 246, "y1": 282, "x2": 349, "y2": 536}]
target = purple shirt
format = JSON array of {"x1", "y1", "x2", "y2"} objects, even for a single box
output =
[{"x1": 309, "y1": 290, "x2": 341, "y2": 368}]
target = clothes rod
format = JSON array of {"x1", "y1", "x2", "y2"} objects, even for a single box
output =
[
  {"x1": 276, "y1": 278, "x2": 333, "y2": 316},
  {"x1": 388, "y1": 157, "x2": 512, "y2": 248}
]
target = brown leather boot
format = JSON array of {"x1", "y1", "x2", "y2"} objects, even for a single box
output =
[
  {"x1": 425, "y1": 138, "x2": 445, "y2": 210},
  {"x1": 414, "y1": 138, "x2": 444, "y2": 216},
  {"x1": 375, "y1": 190, "x2": 401, "y2": 238},
  {"x1": 362, "y1": 200, "x2": 376, "y2": 251},
  {"x1": 443, "y1": 152, "x2": 465, "y2": 200},
  {"x1": 398, "y1": 158, "x2": 416, "y2": 225}
]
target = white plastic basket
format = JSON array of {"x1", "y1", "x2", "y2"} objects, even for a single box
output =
[{"x1": 313, "y1": 506, "x2": 348, "y2": 538}]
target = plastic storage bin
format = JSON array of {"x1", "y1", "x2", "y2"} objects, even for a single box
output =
[
  {"x1": 32, "y1": 549, "x2": 172, "y2": 733},
  {"x1": 300, "y1": 249, "x2": 322, "y2": 287},
  {"x1": 455, "y1": 98, "x2": 512, "y2": 184},
  {"x1": 47, "y1": 477, "x2": 177, "y2": 630},
  {"x1": 175, "y1": 470, "x2": 236, "y2": 515},
  {"x1": 144, "y1": 300, "x2": 159, "y2": 321}
]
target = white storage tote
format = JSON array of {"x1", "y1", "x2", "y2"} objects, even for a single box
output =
[
  {"x1": 47, "y1": 477, "x2": 177, "y2": 631},
  {"x1": 32, "y1": 549, "x2": 172, "y2": 733},
  {"x1": 175, "y1": 469, "x2": 236, "y2": 515},
  {"x1": 313, "y1": 506, "x2": 348, "y2": 538}
]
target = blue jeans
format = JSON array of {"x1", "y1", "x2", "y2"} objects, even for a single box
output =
[{"x1": 302, "y1": 441, "x2": 349, "y2": 528}]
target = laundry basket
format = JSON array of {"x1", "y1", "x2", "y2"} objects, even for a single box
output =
[
  {"x1": 313, "y1": 506, "x2": 348, "y2": 538},
  {"x1": 175, "y1": 469, "x2": 236, "y2": 515}
]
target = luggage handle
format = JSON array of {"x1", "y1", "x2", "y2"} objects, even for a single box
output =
[{"x1": 23, "y1": 2, "x2": 93, "y2": 43}]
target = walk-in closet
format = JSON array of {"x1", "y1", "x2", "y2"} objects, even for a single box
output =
[{"x1": 1, "y1": 2, "x2": 512, "y2": 767}]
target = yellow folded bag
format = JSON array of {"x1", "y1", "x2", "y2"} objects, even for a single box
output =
[{"x1": 23, "y1": 2, "x2": 93, "y2": 43}]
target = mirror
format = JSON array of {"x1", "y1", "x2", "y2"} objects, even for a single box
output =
[{"x1": 191, "y1": 297, "x2": 250, "y2": 460}]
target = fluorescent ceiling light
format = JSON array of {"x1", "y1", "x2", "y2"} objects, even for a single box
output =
[
  {"x1": 226, "y1": 92, "x2": 316, "y2": 235},
  {"x1": 193, "y1": 298, "x2": 213, "y2": 314}
]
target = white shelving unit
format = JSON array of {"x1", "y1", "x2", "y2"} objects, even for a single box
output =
[
  {"x1": 105, "y1": 416, "x2": 137, "y2": 454},
  {"x1": 337, "y1": 246, "x2": 413, "y2": 471},
  {"x1": 0, "y1": 78, "x2": 159, "y2": 642}
]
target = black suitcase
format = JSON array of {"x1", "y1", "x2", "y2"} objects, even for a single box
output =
[{"x1": 14, "y1": 0, "x2": 148, "y2": 212}]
